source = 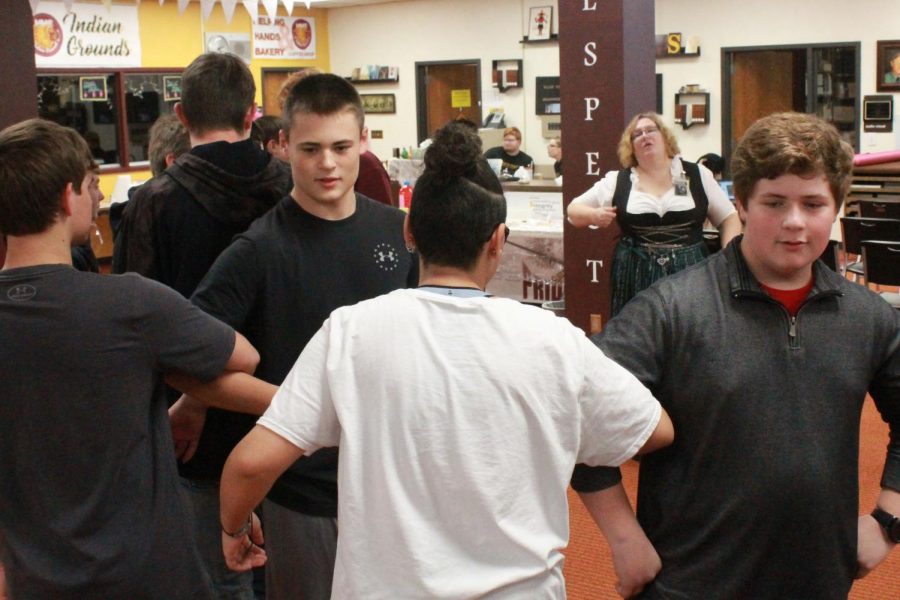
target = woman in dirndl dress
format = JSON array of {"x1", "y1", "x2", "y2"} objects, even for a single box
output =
[{"x1": 567, "y1": 112, "x2": 742, "y2": 316}]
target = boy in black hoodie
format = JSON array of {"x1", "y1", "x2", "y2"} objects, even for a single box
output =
[{"x1": 113, "y1": 52, "x2": 290, "y2": 599}]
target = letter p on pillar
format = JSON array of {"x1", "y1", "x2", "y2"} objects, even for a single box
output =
[{"x1": 585, "y1": 98, "x2": 600, "y2": 121}]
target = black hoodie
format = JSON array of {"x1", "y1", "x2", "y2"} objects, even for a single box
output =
[{"x1": 112, "y1": 139, "x2": 291, "y2": 298}]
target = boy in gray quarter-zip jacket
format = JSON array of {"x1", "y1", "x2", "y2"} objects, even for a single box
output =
[{"x1": 571, "y1": 112, "x2": 900, "y2": 600}]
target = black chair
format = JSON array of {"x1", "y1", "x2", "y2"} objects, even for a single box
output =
[
  {"x1": 818, "y1": 239, "x2": 839, "y2": 272},
  {"x1": 858, "y1": 198, "x2": 900, "y2": 220},
  {"x1": 861, "y1": 240, "x2": 900, "y2": 309},
  {"x1": 840, "y1": 217, "x2": 900, "y2": 283}
]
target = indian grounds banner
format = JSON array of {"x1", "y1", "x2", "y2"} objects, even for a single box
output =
[{"x1": 33, "y1": 2, "x2": 141, "y2": 68}]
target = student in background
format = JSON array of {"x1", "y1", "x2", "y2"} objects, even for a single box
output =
[
  {"x1": 251, "y1": 116, "x2": 288, "y2": 163},
  {"x1": 572, "y1": 112, "x2": 899, "y2": 599},
  {"x1": 109, "y1": 113, "x2": 192, "y2": 237},
  {"x1": 484, "y1": 126, "x2": 534, "y2": 177},
  {"x1": 697, "y1": 152, "x2": 725, "y2": 180},
  {"x1": 68, "y1": 133, "x2": 103, "y2": 273},
  {"x1": 547, "y1": 136, "x2": 562, "y2": 177},
  {"x1": 147, "y1": 113, "x2": 191, "y2": 178}
]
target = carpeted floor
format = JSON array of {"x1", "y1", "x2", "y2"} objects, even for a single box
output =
[{"x1": 562, "y1": 396, "x2": 900, "y2": 599}]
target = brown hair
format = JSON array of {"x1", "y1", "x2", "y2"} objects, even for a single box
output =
[
  {"x1": 180, "y1": 52, "x2": 255, "y2": 136},
  {"x1": 277, "y1": 67, "x2": 323, "y2": 111},
  {"x1": 148, "y1": 114, "x2": 189, "y2": 177},
  {"x1": 0, "y1": 119, "x2": 90, "y2": 235},
  {"x1": 617, "y1": 112, "x2": 680, "y2": 168},
  {"x1": 282, "y1": 73, "x2": 365, "y2": 136},
  {"x1": 731, "y1": 112, "x2": 853, "y2": 211}
]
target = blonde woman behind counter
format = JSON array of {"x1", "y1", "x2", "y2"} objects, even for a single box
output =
[{"x1": 567, "y1": 112, "x2": 741, "y2": 316}]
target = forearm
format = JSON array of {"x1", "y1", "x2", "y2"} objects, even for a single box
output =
[
  {"x1": 874, "y1": 487, "x2": 900, "y2": 518},
  {"x1": 717, "y1": 213, "x2": 742, "y2": 248},
  {"x1": 579, "y1": 484, "x2": 641, "y2": 543},
  {"x1": 166, "y1": 372, "x2": 277, "y2": 415},
  {"x1": 579, "y1": 484, "x2": 661, "y2": 598},
  {"x1": 220, "y1": 425, "x2": 304, "y2": 532},
  {"x1": 567, "y1": 203, "x2": 597, "y2": 228}
]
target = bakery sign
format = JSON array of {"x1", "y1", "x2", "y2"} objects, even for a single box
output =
[
  {"x1": 253, "y1": 15, "x2": 316, "y2": 60},
  {"x1": 33, "y1": 3, "x2": 141, "y2": 68}
]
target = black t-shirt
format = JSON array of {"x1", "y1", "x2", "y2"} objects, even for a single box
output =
[
  {"x1": 192, "y1": 194, "x2": 419, "y2": 515},
  {"x1": 0, "y1": 266, "x2": 233, "y2": 598},
  {"x1": 484, "y1": 146, "x2": 534, "y2": 176}
]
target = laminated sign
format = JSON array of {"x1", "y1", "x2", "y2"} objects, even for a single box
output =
[{"x1": 253, "y1": 16, "x2": 316, "y2": 59}]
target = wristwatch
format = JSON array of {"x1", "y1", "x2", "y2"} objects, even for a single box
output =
[{"x1": 871, "y1": 507, "x2": 900, "y2": 543}]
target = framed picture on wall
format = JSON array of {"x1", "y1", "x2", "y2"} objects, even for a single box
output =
[
  {"x1": 163, "y1": 76, "x2": 182, "y2": 102},
  {"x1": 79, "y1": 76, "x2": 108, "y2": 102},
  {"x1": 877, "y1": 40, "x2": 900, "y2": 91},
  {"x1": 360, "y1": 93, "x2": 396, "y2": 114},
  {"x1": 527, "y1": 6, "x2": 552, "y2": 41}
]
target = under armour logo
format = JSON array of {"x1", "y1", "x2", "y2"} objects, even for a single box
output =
[
  {"x1": 372, "y1": 243, "x2": 400, "y2": 272},
  {"x1": 7, "y1": 284, "x2": 37, "y2": 302}
]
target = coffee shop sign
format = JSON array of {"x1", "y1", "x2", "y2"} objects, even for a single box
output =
[{"x1": 33, "y1": 4, "x2": 141, "y2": 68}]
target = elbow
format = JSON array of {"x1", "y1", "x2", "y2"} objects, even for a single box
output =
[
  {"x1": 231, "y1": 333, "x2": 261, "y2": 374},
  {"x1": 637, "y1": 408, "x2": 674, "y2": 455}
]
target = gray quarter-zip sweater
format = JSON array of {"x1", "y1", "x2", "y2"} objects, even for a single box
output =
[{"x1": 574, "y1": 236, "x2": 900, "y2": 600}]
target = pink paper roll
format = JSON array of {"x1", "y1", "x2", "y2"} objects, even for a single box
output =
[{"x1": 853, "y1": 149, "x2": 900, "y2": 166}]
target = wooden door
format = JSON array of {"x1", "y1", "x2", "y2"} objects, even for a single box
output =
[
  {"x1": 730, "y1": 51, "x2": 799, "y2": 151},
  {"x1": 261, "y1": 68, "x2": 303, "y2": 117},
  {"x1": 416, "y1": 61, "x2": 481, "y2": 142}
]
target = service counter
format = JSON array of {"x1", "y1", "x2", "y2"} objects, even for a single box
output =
[{"x1": 486, "y1": 181, "x2": 564, "y2": 304}]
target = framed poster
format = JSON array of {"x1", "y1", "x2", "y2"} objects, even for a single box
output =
[
  {"x1": 528, "y1": 6, "x2": 552, "y2": 41},
  {"x1": 79, "y1": 76, "x2": 108, "y2": 102},
  {"x1": 360, "y1": 94, "x2": 396, "y2": 114},
  {"x1": 876, "y1": 40, "x2": 900, "y2": 92},
  {"x1": 163, "y1": 76, "x2": 182, "y2": 102}
]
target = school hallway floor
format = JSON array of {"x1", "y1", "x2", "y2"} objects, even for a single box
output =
[{"x1": 562, "y1": 396, "x2": 900, "y2": 599}]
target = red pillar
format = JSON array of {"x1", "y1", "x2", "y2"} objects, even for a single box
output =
[{"x1": 559, "y1": 0, "x2": 655, "y2": 332}]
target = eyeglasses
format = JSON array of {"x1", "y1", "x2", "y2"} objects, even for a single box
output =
[{"x1": 631, "y1": 126, "x2": 659, "y2": 140}]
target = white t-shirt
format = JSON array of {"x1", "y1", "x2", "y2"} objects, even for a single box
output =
[
  {"x1": 259, "y1": 288, "x2": 661, "y2": 599},
  {"x1": 569, "y1": 156, "x2": 735, "y2": 226}
]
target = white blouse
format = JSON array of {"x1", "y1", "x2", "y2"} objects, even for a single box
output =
[{"x1": 569, "y1": 157, "x2": 736, "y2": 227}]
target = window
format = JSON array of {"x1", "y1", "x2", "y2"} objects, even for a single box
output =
[{"x1": 37, "y1": 69, "x2": 181, "y2": 171}]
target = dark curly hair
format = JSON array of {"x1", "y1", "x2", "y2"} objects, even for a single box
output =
[{"x1": 409, "y1": 121, "x2": 506, "y2": 270}]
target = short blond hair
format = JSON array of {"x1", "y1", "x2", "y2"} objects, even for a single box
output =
[{"x1": 502, "y1": 127, "x2": 522, "y2": 141}]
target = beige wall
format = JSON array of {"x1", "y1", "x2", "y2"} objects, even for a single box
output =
[
  {"x1": 329, "y1": 0, "x2": 900, "y2": 167},
  {"x1": 328, "y1": 0, "x2": 560, "y2": 164},
  {"x1": 655, "y1": 0, "x2": 900, "y2": 159}
]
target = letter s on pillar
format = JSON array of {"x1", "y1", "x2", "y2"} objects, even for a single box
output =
[{"x1": 584, "y1": 42, "x2": 597, "y2": 66}]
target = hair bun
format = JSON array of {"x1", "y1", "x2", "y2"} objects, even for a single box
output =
[{"x1": 424, "y1": 121, "x2": 482, "y2": 180}]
